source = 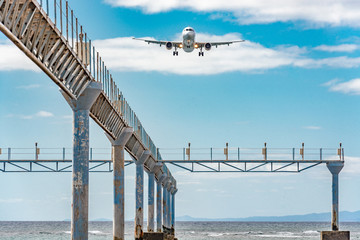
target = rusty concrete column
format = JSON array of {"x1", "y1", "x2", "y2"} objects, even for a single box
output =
[
  {"x1": 327, "y1": 162, "x2": 344, "y2": 231},
  {"x1": 61, "y1": 82, "x2": 102, "y2": 240},
  {"x1": 162, "y1": 187, "x2": 167, "y2": 229},
  {"x1": 135, "y1": 151, "x2": 150, "y2": 239},
  {"x1": 147, "y1": 172, "x2": 155, "y2": 232},
  {"x1": 166, "y1": 186, "x2": 171, "y2": 228},
  {"x1": 106, "y1": 127, "x2": 133, "y2": 240},
  {"x1": 156, "y1": 180, "x2": 162, "y2": 232},
  {"x1": 171, "y1": 190, "x2": 177, "y2": 228}
]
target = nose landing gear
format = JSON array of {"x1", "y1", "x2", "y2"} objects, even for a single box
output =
[
  {"x1": 173, "y1": 51, "x2": 178, "y2": 56},
  {"x1": 198, "y1": 51, "x2": 204, "y2": 56}
]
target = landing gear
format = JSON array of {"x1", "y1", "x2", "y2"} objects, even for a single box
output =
[
  {"x1": 198, "y1": 51, "x2": 204, "y2": 56},
  {"x1": 173, "y1": 46, "x2": 179, "y2": 56}
]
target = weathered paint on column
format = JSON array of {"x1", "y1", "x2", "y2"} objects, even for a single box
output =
[
  {"x1": 162, "y1": 187, "x2": 167, "y2": 228},
  {"x1": 62, "y1": 82, "x2": 102, "y2": 240},
  {"x1": 156, "y1": 181, "x2": 162, "y2": 232},
  {"x1": 135, "y1": 151, "x2": 150, "y2": 239},
  {"x1": 166, "y1": 187, "x2": 171, "y2": 228},
  {"x1": 327, "y1": 162, "x2": 344, "y2": 231},
  {"x1": 135, "y1": 163, "x2": 144, "y2": 239},
  {"x1": 72, "y1": 109, "x2": 90, "y2": 240},
  {"x1": 106, "y1": 128, "x2": 133, "y2": 240},
  {"x1": 113, "y1": 145, "x2": 125, "y2": 240},
  {"x1": 148, "y1": 173, "x2": 155, "y2": 232},
  {"x1": 171, "y1": 192, "x2": 175, "y2": 228}
]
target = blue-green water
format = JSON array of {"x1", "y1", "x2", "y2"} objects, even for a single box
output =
[{"x1": 0, "y1": 221, "x2": 360, "y2": 239}]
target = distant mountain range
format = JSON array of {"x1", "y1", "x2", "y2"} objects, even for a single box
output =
[
  {"x1": 67, "y1": 210, "x2": 360, "y2": 222},
  {"x1": 175, "y1": 211, "x2": 360, "y2": 222}
]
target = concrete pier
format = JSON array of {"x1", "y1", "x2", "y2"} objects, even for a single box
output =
[
  {"x1": 320, "y1": 162, "x2": 348, "y2": 240},
  {"x1": 106, "y1": 127, "x2": 133, "y2": 240},
  {"x1": 148, "y1": 172, "x2": 155, "y2": 232},
  {"x1": 62, "y1": 82, "x2": 102, "y2": 240},
  {"x1": 171, "y1": 191, "x2": 176, "y2": 228},
  {"x1": 156, "y1": 181, "x2": 162, "y2": 232},
  {"x1": 163, "y1": 187, "x2": 168, "y2": 229},
  {"x1": 321, "y1": 231, "x2": 350, "y2": 240},
  {"x1": 166, "y1": 187, "x2": 171, "y2": 228},
  {"x1": 135, "y1": 151, "x2": 150, "y2": 239},
  {"x1": 327, "y1": 162, "x2": 344, "y2": 231}
]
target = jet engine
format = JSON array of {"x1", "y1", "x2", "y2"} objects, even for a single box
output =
[
  {"x1": 205, "y1": 43, "x2": 212, "y2": 51},
  {"x1": 166, "y1": 42, "x2": 173, "y2": 50}
]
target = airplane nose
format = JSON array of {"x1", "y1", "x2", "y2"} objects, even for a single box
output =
[{"x1": 184, "y1": 32, "x2": 194, "y2": 39}]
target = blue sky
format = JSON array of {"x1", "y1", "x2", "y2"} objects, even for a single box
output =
[{"x1": 0, "y1": 0, "x2": 360, "y2": 221}]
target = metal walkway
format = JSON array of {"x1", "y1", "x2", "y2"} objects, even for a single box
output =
[
  {"x1": 0, "y1": 0, "x2": 173, "y2": 182},
  {"x1": 0, "y1": 0, "x2": 176, "y2": 239},
  {"x1": 0, "y1": 145, "x2": 344, "y2": 173}
]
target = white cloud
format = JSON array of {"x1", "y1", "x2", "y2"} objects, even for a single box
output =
[
  {"x1": 314, "y1": 44, "x2": 360, "y2": 53},
  {"x1": 295, "y1": 56, "x2": 360, "y2": 69},
  {"x1": 1, "y1": 33, "x2": 359, "y2": 75},
  {"x1": 0, "y1": 40, "x2": 39, "y2": 71},
  {"x1": 324, "y1": 78, "x2": 360, "y2": 95},
  {"x1": 94, "y1": 35, "x2": 360, "y2": 75},
  {"x1": 0, "y1": 198, "x2": 23, "y2": 203},
  {"x1": 94, "y1": 35, "x2": 307, "y2": 75},
  {"x1": 342, "y1": 156, "x2": 360, "y2": 174},
  {"x1": 36, "y1": 111, "x2": 54, "y2": 118},
  {"x1": 16, "y1": 84, "x2": 41, "y2": 89},
  {"x1": 16, "y1": 111, "x2": 55, "y2": 119},
  {"x1": 104, "y1": 0, "x2": 360, "y2": 27},
  {"x1": 303, "y1": 126, "x2": 322, "y2": 130}
]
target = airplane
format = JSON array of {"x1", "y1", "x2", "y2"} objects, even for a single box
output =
[{"x1": 133, "y1": 26, "x2": 244, "y2": 56}]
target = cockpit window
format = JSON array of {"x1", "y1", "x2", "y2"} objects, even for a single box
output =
[{"x1": 186, "y1": 28, "x2": 194, "y2": 32}]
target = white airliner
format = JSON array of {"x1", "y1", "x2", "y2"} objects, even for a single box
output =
[{"x1": 133, "y1": 26, "x2": 244, "y2": 56}]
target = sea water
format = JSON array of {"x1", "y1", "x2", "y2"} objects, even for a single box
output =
[{"x1": 0, "y1": 221, "x2": 360, "y2": 239}]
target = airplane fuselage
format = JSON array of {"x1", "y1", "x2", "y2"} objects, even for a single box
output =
[{"x1": 182, "y1": 27, "x2": 196, "y2": 53}]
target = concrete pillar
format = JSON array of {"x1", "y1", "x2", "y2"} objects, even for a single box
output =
[
  {"x1": 61, "y1": 82, "x2": 102, "y2": 240},
  {"x1": 147, "y1": 172, "x2": 155, "y2": 232},
  {"x1": 106, "y1": 128, "x2": 133, "y2": 240},
  {"x1": 162, "y1": 187, "x2": 167, "y2": 229},
  {"x1": 327, "y1": 162, "x2": 344, "y2": 231},
  {"x1": 171, "y1": 192, "x2": 175, "y2": 228},
  {"x1": 135, "y1": 163, "x2": 144, "y2": 239},
  {"x1": 135, "y1": 151, "x2": 150, "y2": 240},
  {"x1": 156, "y1": 180, "x2": 162, "y2": 232},
  {"x1": 166, "y1": 187, "x2": 171, "y2": 228}
]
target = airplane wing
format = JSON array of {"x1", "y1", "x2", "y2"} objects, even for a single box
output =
[
  {"x1": 196, "y1": 40, "x2": 245, "y2": 48},
  {"x1": 132, "y1": 38, "x2": 182, "y2": 48}
]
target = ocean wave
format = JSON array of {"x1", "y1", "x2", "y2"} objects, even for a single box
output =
[
  {"x1": 89, "y1": 230, "x2": 110, "y2": 236},
  {"x1": 303, "y1": 230, "x2": 319, "y2": 235}
]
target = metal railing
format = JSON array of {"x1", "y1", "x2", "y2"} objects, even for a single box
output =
[
  {"x1": 34, "y1": 0, "x2": 157, "y2": 157},
  {"x1": 0, "y1": 146, "x2": 344, "y2": 162},
  {"x1": 158, "y1": 146, "x2": 344, "y2": 162}
]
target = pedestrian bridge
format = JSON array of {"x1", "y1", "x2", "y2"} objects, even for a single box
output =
[{"x1": 0, "y1": 1, "x2": 347, "y2": 240}]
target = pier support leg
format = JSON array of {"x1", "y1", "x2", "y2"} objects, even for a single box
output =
[
  {"x1": 171, "y1": 192, "x2": 175, "y2": 228},
  {"x1": 162, "y1": 187, "x2": 167, "y2": 229},
  {"x1": 135, "y1": 163, "x2": 144, "y2": 239},
  {"x1": 61, "y1": 82, "x2": 102, "y2": 240},
  {"x1": 135, "y1": 151, "x2": 150, "y2": 240},
  {"x1": 327, "y1": 162, "x2": 344, "y2": 231},
  {"x1": 148, "y1": 173, "x2": 155, "y2": 232},
  {"x1": 156, "y1": 181, "x2": 162, "y2": 232},
  {"x1": 106, "y1": 128, "x2": 133, "y2": 240},
  {"x1": 166, "y1": 188, "x2": 170, "y2": 228},
  {"x1": 321, "y1": 162, "x2": 349, "y2": 240}
]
